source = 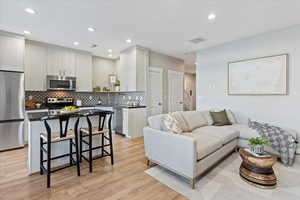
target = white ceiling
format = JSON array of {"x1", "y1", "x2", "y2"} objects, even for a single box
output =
[{"x1": 0, "y1": 0, "x2": 300, "y2": 60}]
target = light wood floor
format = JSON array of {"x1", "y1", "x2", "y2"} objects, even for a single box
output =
[{"x1": 0, "y1": 135, "x2": 186, "y2": 200}]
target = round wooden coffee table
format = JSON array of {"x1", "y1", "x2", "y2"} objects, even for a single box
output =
[{"x1": 239, "y1": 148, "x2": 277, "y2": 189}]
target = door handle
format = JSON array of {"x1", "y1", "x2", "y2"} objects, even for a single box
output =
[
  {"x1": 158, "y1": 102, "x2": 162, "y2": 106},
  {"x1": 179, "y1": 102, "x2": 183, "y2": 104}
]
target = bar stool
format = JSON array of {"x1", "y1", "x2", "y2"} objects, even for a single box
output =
[
  {"x1": 40, "y1": 115, "x2": 81, "y2": 188},
  {"x1": 79, "y1": 111, "x2": 114, "y2": 172}
]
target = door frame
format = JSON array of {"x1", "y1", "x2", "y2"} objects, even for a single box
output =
[
  {"x1": 168, "y1": 70, "x2": 184, "y2": 113},
  {"x1": 148, "y1": 67, "x2": 163, "y2": 116}
]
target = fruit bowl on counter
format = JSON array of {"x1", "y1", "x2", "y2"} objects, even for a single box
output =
[{"x1": 60, "y1": 106, "x2": 80, "y2": 114}]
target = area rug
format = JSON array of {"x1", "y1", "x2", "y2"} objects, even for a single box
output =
[{"x1": 145, "y1": 153, "x2": 300, "y2": 200}]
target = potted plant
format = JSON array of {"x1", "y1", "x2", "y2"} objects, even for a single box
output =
[
  {"x1": 248, "y1": 137, "x2": 269, "y2": 154},
  {"x1": 114, "y1": 80, "x2": 120, "y2": 91}
]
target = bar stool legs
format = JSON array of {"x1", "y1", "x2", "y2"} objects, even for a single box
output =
[
  {"x1": 40, "y1": 118, "x2": 81, "y2": 188},
  {"x1": 47, "y1": 136, "x2": 51, "y2": 188},
  {"x1": 79, "y1": 113, "x2": 114, "y2": 173},
  {"x1": 108, "y1": 129, "x2": 114, "y2": 165},
  {"x1": 74, "y1": 125, "x2": 81, "y2": 177},
  {"x1": 89, "y1": 129, "x2": 93, "y2": 173}
]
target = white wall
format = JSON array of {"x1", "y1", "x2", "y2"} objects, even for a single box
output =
[
  {"x1": 196, "y1": 25, "x2": 300, "y2": 153},
  {"x1": 149, "y1": 51, "x2": 184, "y2": 113},
  {"x1": 92, "y1": 56, "x2": 116, "y2": 88}
]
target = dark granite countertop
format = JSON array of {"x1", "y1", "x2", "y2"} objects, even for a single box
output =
[
  {"x1": 27, "y1": 109, "x2": 113, "y2": 122},
  {"x1": 26, "y1": 104, "x2": 147, "y2": 112}
]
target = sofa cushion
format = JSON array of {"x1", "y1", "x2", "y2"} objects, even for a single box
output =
[
  {"x1": 181, "y1": 111, "x2": 208, "y2": 131},
  {"x1": 184, "y1": 132, "x2": 223, "y2": 161},
  {"x1": 193, "y1": 126, "x2": 239, "y2": 145}
]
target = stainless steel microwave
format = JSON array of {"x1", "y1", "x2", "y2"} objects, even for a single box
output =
[{"x1": 46, "y1": 75, "x2": 76, "y2": 91}]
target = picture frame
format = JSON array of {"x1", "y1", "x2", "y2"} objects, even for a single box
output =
[{"x1": 228, "y1": 54, "x2": 288, "y2": 95}]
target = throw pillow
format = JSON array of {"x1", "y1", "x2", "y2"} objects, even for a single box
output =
[
  {"x1": 210, "y1": 110, "x2": 232, "y2": 126},
  {"x1": 226, "y1": 109, "x2": 237, "y2": 124},
  {"x1": 162, "y1": 113, "x2": 183, "y2": 134},
  {"x1": 201, "y1": 110, "x2": 214, "y2": 125},
  {"x1": 172, "y1": 112, "x2": 190, "y2": 132},
  {"x1": 210, "y1": 108, "x2": 237, "y2": 124}
]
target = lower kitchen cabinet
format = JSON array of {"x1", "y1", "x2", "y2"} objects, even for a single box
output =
[{"x1": 122, "y1": 107, "x2": 147, "y2": 138}]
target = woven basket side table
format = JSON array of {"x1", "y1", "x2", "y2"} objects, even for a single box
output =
[{"x1": 239, "y1": 148, "x2": 277, "y2": 189}]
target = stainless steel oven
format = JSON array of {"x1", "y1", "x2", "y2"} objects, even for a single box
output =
[{"x1": 46, "y1": 75, "x2": 76, "y2": 91}]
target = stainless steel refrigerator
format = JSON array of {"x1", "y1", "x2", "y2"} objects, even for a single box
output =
[{"x1": 0, "y1": 70, "x2": 25, "y2": 151}]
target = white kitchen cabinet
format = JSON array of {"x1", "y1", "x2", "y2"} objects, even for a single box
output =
[
  {"x1": 119, "y1": 46, "x2": 148, "y2": 91},
  {"x1": 24, "y1": 41, "x2": 47, "y2": 91},
  {"x1": 46, "y1": 46, "x2": 76, "y2": 77},
  {"x1": 0, "y1": 32, "x2": 24, "y2": 72},
  {"x1": 122, "y1": 107, "x2": 147, "y2": 138},
  {"x1": 76, "y1": 53, "x2": 92, "y2": 91}
]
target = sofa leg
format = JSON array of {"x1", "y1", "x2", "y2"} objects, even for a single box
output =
[
  {"x1": 191, "y1": 178, "x2": 195, "y2": 189},
  {"x1": 146, "y1": 159, "x2": 150, "y2": 166}
]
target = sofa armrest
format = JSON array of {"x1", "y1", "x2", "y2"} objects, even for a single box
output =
[{"x1": 143, "y1": 127, "x2": 197, "y2": 178}]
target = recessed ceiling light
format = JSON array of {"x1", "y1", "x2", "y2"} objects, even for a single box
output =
[
  {"x1": 108, "y1": 49, "x2": 112, "y2": 53},
  {"x1": 23, "y1": 30, "x2": 31, "y2": 35},
  {"x1": 24, "y1": 8, "x2": 36, "y2": 14},
  {"x1": 108, "y1": 54, "x2": 113, "y2": 57},
  {"x1": 88, "y1": 27, "x2": 95, "y2": 32},
  {"x1": 126, "y1": 38, "x2": 132, "y2": 43},
  {"x1": 208, "y1": 13, "x2": 216, "y2": 20},
  {"x1": 73, "y1": 41, "x2": 79, "y2": 46}
]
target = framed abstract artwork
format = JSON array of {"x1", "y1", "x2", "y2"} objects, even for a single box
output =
[{"x1": 228, "y1": 54, "x2": 288, "y2": 95}]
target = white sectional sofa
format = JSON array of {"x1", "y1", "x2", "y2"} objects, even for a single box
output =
[{"x1": 143, "y1": 110, "x2": 298, "y2": 189}]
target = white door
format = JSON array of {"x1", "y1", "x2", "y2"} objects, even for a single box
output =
[
  {"x1": 168, "y1": 70, "x2": 184, "y2": 112},
  {"x1": 148, "y1": 67, "x2": 163, "y2": 116}
]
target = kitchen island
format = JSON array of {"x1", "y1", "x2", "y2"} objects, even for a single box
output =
[{"x1": 26, "y1": 108, "x2": 113, "y2": 174}]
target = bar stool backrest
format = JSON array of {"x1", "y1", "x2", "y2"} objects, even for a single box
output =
[
  {"x1": 85, "y1": 112, "x2": 113, "y2": 133},
  {"x1": 43, "y1": 115, "x2": 80, "y2": 139}
]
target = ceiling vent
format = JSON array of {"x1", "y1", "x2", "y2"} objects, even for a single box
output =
[{"x1": 189, "y1": 37, "x2": 205, "y2": 44}]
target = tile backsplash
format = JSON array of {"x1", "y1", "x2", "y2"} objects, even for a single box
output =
[{"x1": 25, "y1": 91, "x2": 146, "y2": 106}]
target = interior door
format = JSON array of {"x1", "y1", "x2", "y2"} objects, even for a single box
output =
[
  {"x1": 168, "y1": 70, "x2": 184, "y2": 112},
  {"x1": 148, "y1": 67, "x2": 163, "y2": 116}
]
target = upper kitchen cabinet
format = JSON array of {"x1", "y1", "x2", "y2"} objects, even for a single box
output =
[
  {"x1": 92, "y1": 56, "x2": 116, "y2": 89},
  {"x1": 76, "y1": 53, "x2": 92, "y2": 92},
  {"x1": 24, "y1": 41, "x2": 47, "y2": 91},
  {"x1": 46, "y1": 45, "x2": 76, "y2": 77},
  {"x1": 119, "y1": 46, "x2": 148, "y2": 91},
  {"x1": 0, "y1": 31, "x2": 25, "y2": 72}
]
